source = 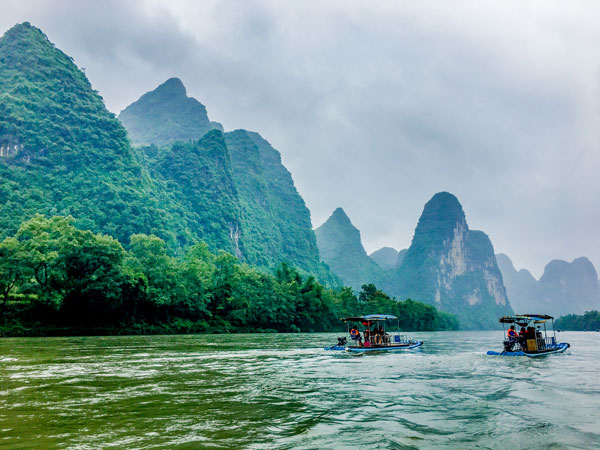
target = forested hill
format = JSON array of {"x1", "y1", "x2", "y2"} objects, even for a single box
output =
[
  {"x1": 118, "y1": 77, "x2": 223, "y2": 147},
  {"x1": 0, "y1": 21, "x2": 461, "y2": 335},
  {"x1": 0, "y1": 22, "x2": 331, "y2": 282},
  {"x1": 148, "y1": 130, "x2": 244, "y2": 257},
  {"x1": 0, "y1": 22, "x2": 171, "y2": 244},
  {"x1": 224, "y1": 130, "x2": 322, "y2": 272},
  {"x1": 315, "y1": 208, "x2": 384, "y2": 290},
  {"x1": 119, "y1": 79, "x2": 330, "y2": 279}
]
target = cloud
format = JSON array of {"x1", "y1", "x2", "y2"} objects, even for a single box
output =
[{"x1": 1, "y1": 0, "x2": 600, "y2": 277}]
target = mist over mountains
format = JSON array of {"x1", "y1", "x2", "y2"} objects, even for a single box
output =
[
  {"x1": 315, "y1": 193, "x2": 513, "y2": 328},
  {"x1": 0, "y1": 22, "x2": 335, "y2": 285},
  {"x1": 1, "y1": 21, "x2": 596, "y2": 330},
  {"x1": 497, "y1": 253, "x2": 600, "y2": 317}
]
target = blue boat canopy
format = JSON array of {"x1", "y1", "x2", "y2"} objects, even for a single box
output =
[
  {"x1": 342, "y1": 314, "x2": 397, "y2": 322},
  {"x1": 499, "y1": 314, "x2": 553, "y2": 324}
]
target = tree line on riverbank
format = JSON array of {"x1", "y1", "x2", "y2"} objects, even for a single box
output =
[
  {"x1": 0, "y1": 215, "x2": 459, "y2": 336},
  {"x1": 554, "y1": 311, "x2": 600, "y2": 331}
]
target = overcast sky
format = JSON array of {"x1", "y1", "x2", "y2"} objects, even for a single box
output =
[{"x1": 2, "y1": 0, "x2": 599, "y2": 277}]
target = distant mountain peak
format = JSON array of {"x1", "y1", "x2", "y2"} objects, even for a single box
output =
[
  {"x1": 119, "y1": 78, "x2": 223, "y2": 147},
  {"x1": 4, "y1": 21, "x2": 45, "y2": 41},
  {"x1": 369, "y1": 247, "x2": 399, "y2": 270},
  {"x1": 420, "y1": 191, "x2": 466, "y2": 226},
  {"x1": 155, "y1": 77, "x2": 187, "y2": 96},
  {"x1": 387, "y1": 192, "x2": 512, "y2": 328},
  {"x1": 329, "y1": 207, "x2": 352, "y2": 224},
  {"x1": 315, "y1": 208, "x2": 383, "y2": 290}
]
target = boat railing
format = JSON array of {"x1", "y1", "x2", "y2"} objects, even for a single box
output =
[
  {"x1": 536, "y1": 337, "x2": 546, "y2": 350},
  {"x1": 391, "y1": 334, "x2": 411, "y2": 344}
]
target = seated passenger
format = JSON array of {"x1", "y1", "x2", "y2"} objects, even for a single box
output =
[
  {"x1": 364, "y1": 329, "x2": 371, "y2": 344},
  {"x1": 518, "y1": 327, "x2": 527, "y2": 348},
  {"x1": 507, "y1": 325, "x2": 519, "y2": 341},
  {"x1": 350, "y1": 327, "x2": 360, "y2": 341},
  {"x1": 379, "y1": 326, "x2": 390, "y2": 344}
]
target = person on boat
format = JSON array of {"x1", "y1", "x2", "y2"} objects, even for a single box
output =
[
  {"x1": 350, "y1": 327, "x2": 362, "y2": 345},
  {"x1": 518, "y1": 327, "x2": 527, "y2": 349},
  {"x1": 378, "y1": 326, "x2": 390, "y2": 344},
  {"x1": 364, "y1": 328, "x2": 371, "y2": 344},
  {"x1": 507, "y1": 325, "x2": 519, "y2": 341}
]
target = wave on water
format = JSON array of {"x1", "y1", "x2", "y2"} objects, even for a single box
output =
[{"x1": 0, "y1": 331, "x2": 598, "y2": 449}]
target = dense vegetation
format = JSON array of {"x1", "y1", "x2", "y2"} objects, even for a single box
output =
[
  {"x1": 0, "y1": 22, "x2": 334, "y2": 285},
  {"x1": 555, "y1": 311, "x2": 600, "y2": 331},
  {"x1": 225, "y1": 130, "x2": 329, "y2": 278},
  {"x1": 118, "y1": 77, "x2": 223, "y2": 147},
  {"x1": 145, "y1": 130, "x2": 243, "y2": 255},
  {"x1": 0, "y1": 216, "x2": 458, "y2": 336},
  {"x1": 315, "y1": 207, "x2": 384, "y2": 291},
  {"x1": 0, "y1": 22, "x2": 172, "y2": 245}
]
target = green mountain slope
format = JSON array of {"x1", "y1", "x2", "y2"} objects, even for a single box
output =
[
  {"x1": 119, "y1": 79, "x2": 330, "y2": 279},
  {"x1": 118, "y1": 77, "x2": 223, "y2": 147},
  {"x1": 386, "y1": 192, "x2": 513, "y2": 328},
  {"x1": 149, "y1": 130, "x2": 243, "y2": 256},
  {"x1": 224, "y1": 130, "x2": 322, "y2": 273},
  {"x1": 0, "y1": 22, "x2": 169, "y2": 244},
  {"x1": 315, "y1": 208, "x2": 383, "y2": 290}
]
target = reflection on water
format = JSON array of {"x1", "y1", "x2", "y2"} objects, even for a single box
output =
[{"x1": 0, "y1": 331, "x2": 599, "y2": 449}]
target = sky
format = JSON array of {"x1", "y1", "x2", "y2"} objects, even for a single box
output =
[{"x1": 1, "y1": 0, "x2": 599, "y2": 278}]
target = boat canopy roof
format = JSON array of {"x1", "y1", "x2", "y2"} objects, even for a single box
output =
[
  {"x1": 342, "y1": 314, "x2": 397, "y2": 322},
  {"x1": 499, "y1": 314, "x2": 554, "y2": 324}
]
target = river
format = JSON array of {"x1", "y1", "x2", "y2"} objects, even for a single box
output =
[{"x1": 0, "y1": 331, "x2": 599, "y2": 449}]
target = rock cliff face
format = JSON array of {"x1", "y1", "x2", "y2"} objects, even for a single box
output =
[
  {"x1": 386, "y1": 192, "x2": 513, "y2": 328},
  {"x1": 496, "y1": 254, "x2": 600, "y2": 317},
  {"x1": 396, "y1": 249, "x2": 407, "y2": 268},
  {"x1": 315, "y1": 208, "x2": 383, "y2": 290},
  {"x1": 118, "y1": 77, "x2": 223, "y2": 147},
  {"x1": 369, "y1": 247, "x2": 398, "y2": 270}
]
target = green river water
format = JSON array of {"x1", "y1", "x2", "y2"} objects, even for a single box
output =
[{"x1": 0, "y1": 331, "x2": 599, "y2": 449}]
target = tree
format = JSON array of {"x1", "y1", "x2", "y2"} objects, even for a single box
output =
[
  {"x1": 178, "y1": 242, "x2": 215, "y2": 320},
  {"x1": 58, "y1": 229, "x2": 126, "y2": 324},
  {"x1": 14, "y1": 215, "x2": 73, "y2": 307},
  {"x1": 0, "y1": 237, "x2": 26, "y2": 309},
  {"x1": 125, "y1": 234, "x2": 180, "y2": 307}
]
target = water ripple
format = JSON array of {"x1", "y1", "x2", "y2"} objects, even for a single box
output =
[{"x1": 0, "y1": 331, "x2": 599, "y2": 449}]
